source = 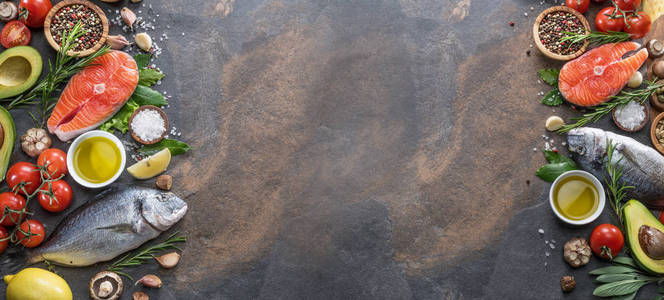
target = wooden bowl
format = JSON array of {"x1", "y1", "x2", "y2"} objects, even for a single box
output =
[
  {"x1": 533, "y1": 6, "x2": 590, "y2": 61},
  {"x1": 650, "y1": 112, "x2": 664, "y2": 155},
  {"x1": 612, "y1": 101, "x2": 649, "y2": 132},
  {"x1": 43, "y1": 0, "x2": 109, "y2": 57},
  {"x1": 128, "y1": 105, "x2": 169, "y2": 145}
]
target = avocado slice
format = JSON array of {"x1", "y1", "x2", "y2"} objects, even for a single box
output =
[
  {"x1": 0, "y1": 106, "x2": 15, "y2": 181},
  {"x1": 624, "y1": 200, "x2": 664, "y2": 274},
  {"x1": 0, "y1": 46, "x2": 43, "y2": 99}
]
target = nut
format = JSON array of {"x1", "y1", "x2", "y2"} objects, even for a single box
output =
[
  {"x1": 90, "y1": 271, "x2": 123, "y2": 300},
  {"x1": 560, "y1": 275, "x2": 576, "y2": 292},
  {"x1": 20, "y1": 128, "x2": 51, "y2": 157},
  {"x1": 131, "y1": 0, "x2": 143, "y2": 2},
  {"x1": 121, "y1": 7, "x2": 137, "y2": 31},
  {"x1": 156, "y1": 175, "x2": 172, "y2": 190},
  {"x1": 133, "y1": 291, "x2": 149, "y2": 300},
  {"x1": 545, "y1": 116, "x2": 564, "y2": 131},
  {"x1": 155, "y1": 251, "x2": 180, "y2": 268},
  {"x1": 135, "y1": 274, "x2": 162, "y2": 288},
  {"x1": 563, "y1": 237, "x2": 592, "y2": 267},
  {"x1": 135, "y1": 33, "x2": 152, "y2": 52}
]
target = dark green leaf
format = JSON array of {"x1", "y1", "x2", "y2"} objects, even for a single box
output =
[
  {"x1": 611, "y1": 291, "x2": 637, "y2": 300},
  {"x1": 131, "y1": 85, "x2": 167, "y2": 107},
  {"x1": 541, "y1": 88, "x2": 564, "y2": 106},
  {"x1": 538, "y1": 68, "x2": 560, "y2": 86},
  {"x1": 612, "y1": 256, "x2": 638, "y2": 268},
  {"x1": 593, "y1": 280, "x2": 647, "y2": 297},
  {"x1": 652, "y1": 295, "x2": 664, "y2": 300},
  {"x1": 138, "y1": 69, "x2": 165, "y2": 87},
  {"x1": 535, "y1": 162, "x2": 578, "y2": 182},
  {"x1": 99, "y1": 99, "x2": 139, "y2": 133},
  {"x1": 138, "y1": 138, "x2": 192, "y2": 156},
  {"x1": 595, "y1": 274, "x2": 641, "y2": 283},
  {"x1": 590, "y1": 266, "x2": 640, "y2": 275},
  {"x1": 543, "y1": 150, "x2": 577, "y2": 165},
  {"x1": 134, "y1": 53, "x2": 151, "y2": 69}
]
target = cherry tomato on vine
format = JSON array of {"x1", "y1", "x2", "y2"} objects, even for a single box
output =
[
  {"x1": 0, "y1": 226, "x2": 7, "y2": 254},
  {"x1": 0, "y1": 21, "x2": 31, "y2": 49},
  {"x1": 16, "y1": 219, "x2": 44, "y2": 248},
  {"x1": 615, "y1": 0, "x2": 642, "y2": 11},
  {"x1": 590, "y1": 224, "x2": 625, "y2": 259},
  {"x1": 38, "y1": 149, "x2": 67, "y2": 180},
  {"x1": 18, "y1": 0, "x2": 52, "y2": 28},
  {"x1": 566, "y1": 0, "x2": 590, "y2": 13},
  {"x1": 7, "y1": 162, "x2": 41, "y2": 195},
  {"x1": 596, "y1": 7, "x2": 625, "y2": 33},
  {"x1": 38, "y1": 180, "x2": 72, "y2": 213},
  {"x1": 625, "y1": 11, "x2": 651, "y2": 39},
  {"x1": 0, "y1": 192, "x2": 26, "y2": 226},
  {"x1": 660, "y1": 211, "x2": 664, "y2": 224}
]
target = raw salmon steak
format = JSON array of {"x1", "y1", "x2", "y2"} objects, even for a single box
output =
[
  {"x1": 48, "y1": 51, "x2": 139, "y2": 141},
  {"x1": 558, "y1": 42, "x2": 648, "y2": 107}
]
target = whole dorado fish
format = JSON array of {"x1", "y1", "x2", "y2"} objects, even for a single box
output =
[
  {"x1": 567, "y1": 127, "x2": 664, "y2": 208},
  {"x1": 26, "y1": 186, "x2": 187, "y2": 266}
]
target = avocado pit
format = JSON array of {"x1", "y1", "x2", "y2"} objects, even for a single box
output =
[{"x1": 639, "y1": 225, "x2": 664, "y2": 260}]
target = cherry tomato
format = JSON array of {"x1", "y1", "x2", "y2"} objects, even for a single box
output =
[
  {"x1": 625, "y1": 11, "x2": 651, "y2": 39},
  {"x1": 16, "y1": 219, "x2": 45, "y2": 248},
  {"x1": 0, "y1": 20, "x2": 31, "y2": 49},
  {"x1": 615, "y1": 0, "x2": 642, "y2": 11},
  {"x1": 0, "y1": 192, "x2": 26, "y2": 226},
  {"x1": 38, "y1": 149, "x2": 67, "y2": 180},
  {"x1": 590, "y1": 224, "x2": 625, "y2": 259},
  {"x1": 660, "y1": 210, "x2": 664, "y2": 224},
  {"x1": 18, "y1": 0, "x2": 52, "y2": 28},
  {"x1": 38, "y1": 180, "x2": 72, "y2": 213},
  {"x1": 7, "y1": 162, "x2": 41, "y2": 196},
  {"x1": 566, "y1": 0, "x2": 590, "y2": 13},
  {"x1": 0, "y1": 226, "x2": 7, "y2": 254},
  {"x1": 596, "y1": 7, "x2": 625, "y2": 33}
]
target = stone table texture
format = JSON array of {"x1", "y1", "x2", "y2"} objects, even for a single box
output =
[{"x1": 0, "y1": 0, "x2": 659, "y2": 299}]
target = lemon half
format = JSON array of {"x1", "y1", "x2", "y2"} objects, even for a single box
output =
[{"x1": 127, "y1": 149, "x2": 171, "y2": 180}]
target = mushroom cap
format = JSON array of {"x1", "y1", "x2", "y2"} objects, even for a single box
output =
[{"x1": 90, "y1": 271, "x2": 123, "y2": 300}]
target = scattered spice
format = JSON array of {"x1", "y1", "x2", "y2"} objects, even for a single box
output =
[
  {"x1": 131, "y1": 108, "x2": 166, "y2": 143},
  {"x1": 563, "y1": 237, "x2": 592, "y2": 268},
  {"x1": 560, "y1": 275, "x2": 576, "y2": 292},
  {"x1": 20, "y1": 128, "x2": 51, "y2": 157},
  {"x1": 50, "y1": 4, "x2": 103, "y2": 52},
  {"x1": 0, "y1": 1, "x2": 18, "y2": 22},
  {"x1": 538, "y1": 11, "x2": 585, "y2": 55},
  {"x1": 509, "y1": 21, "x2": 514, "y2": 26},
  {"x1": 614, "y1": 101, "x2": 645, "y2": 130}
]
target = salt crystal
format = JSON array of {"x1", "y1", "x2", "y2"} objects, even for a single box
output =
[
  {"x1": 549, "y1": 243, "x2": 555, "y2": 249},
  {"x1": 545, "y1": 251, "x2": 550, "y2": 257},
  {"x1": 614, "y1": 101, "x2": 645, "y2": 130},
  {"x1": 538, "y1": 228, "x2": 544, "y2": 234},
  {"x1": 524, "y1": 12, "x2": 528, "y2": 17},
  {"x1": 131, "y1": 109, "x2": 166, "y2": 142},
  {"x1": 533, "y1": 147, "x2": 537, "y2": 152}
]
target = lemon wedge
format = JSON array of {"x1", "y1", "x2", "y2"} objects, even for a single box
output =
[
  {"x1": 644, "y1": 0, "x2": 664, "y2": 23},
  {"x1": 127, "y1": 149, "x2": 171, "y2": 179}
]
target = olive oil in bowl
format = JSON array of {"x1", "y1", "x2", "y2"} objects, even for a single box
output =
[
  {"x1": 67, "y1": 130, "x2": 126, "y2": 188},
  {"x1": 549, "y1": 170, "x2": 605, "y2": 225}
]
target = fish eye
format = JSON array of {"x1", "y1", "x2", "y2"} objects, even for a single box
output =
[{"x1": 577, "y1": 145, "x2": 585, "y2": 155}]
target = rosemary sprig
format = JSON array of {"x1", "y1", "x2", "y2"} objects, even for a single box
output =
[
  {"x1": 560, "y1": 31, "x2": 630, "y2": 47},
  {"x1": 602, "y1": 139, "x2": 634, "y2": 227},
  {"x1": 108, "y1": 232, "x2": 186, "y2": 280},
  {"x1": 557, "y1": 79, "x2": 664, "y2": 133},
  {"x1": 1, "y1": 22, "x2": 110, "y2": 127}
]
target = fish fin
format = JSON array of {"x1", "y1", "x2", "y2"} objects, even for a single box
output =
[{"x1": 96, "y1": 223, "x2": 137, "y2": 234}]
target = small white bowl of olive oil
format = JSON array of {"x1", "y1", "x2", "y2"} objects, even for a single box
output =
[
  {"x1": 549, "y1": 170, "x2": 605, "y2": 225},
  {"x1": 67, "y1": 130, "x2": 126, "y2": 189}
]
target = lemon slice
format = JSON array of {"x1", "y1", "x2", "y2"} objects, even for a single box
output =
[
  {"x1": 127, "y1": 149, "x2": 171, "y2": 179},
  {"x1": 644, "y1": 0, "x2": 664, "y2": 23}
]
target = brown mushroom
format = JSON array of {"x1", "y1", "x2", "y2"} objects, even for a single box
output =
[
  {"x1": 133, "y1": 291, "x2": 149, "y2": 300},
  {"x1": 653, "y1": 60, "x2": 664, "y2": 79},
  {"x1": 639, "y1": 225, "x2": 664, "y2": 260},
  {"x1": 560, "y1": 275, "x2": 576, "y2": 292},
  {"x1": 648, "y1": 40, "x2": 664, "y2": 59},
  {"x1": 90, "y1": 271, "x2": 123, "y2": 300},
  {"x1": 0, "y1": 2, "x2": 17, "y2": 22},
  {"x1": 563, "y1": 237, "x2": 592, "y2": 268}
]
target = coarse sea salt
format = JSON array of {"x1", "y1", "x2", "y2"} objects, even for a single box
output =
[
  {"x1": 615, "y1": 101, "x2": 645, "y2": 130},
  {"x1": 131, "y1": 109, "x2": 166, "y2": 142}
]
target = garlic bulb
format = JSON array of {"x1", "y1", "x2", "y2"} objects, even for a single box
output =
[{"x1": 20, "y1": 128, "x2": 51, "y2": 157}]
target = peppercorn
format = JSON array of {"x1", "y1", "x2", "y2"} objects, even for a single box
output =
[
  {"x1": 560, "y1": 276, "x2": 576, "y2": 292},
  {"x1": 538, "y1": 11, "x2": 585, "y2": 55},
  {"x1": 50, "y1": 4, "x2": 103, "y2": 52}
]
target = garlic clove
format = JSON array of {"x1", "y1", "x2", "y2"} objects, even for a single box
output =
[
  {"x1": 107, "y1": 35, "x2": 131, "y2": 50},
  {"x1": 155, "y1": 251, "x2": 180, "y2": 268},
  {"x1": 121, "y1": 7, "x2": 137, "y2": 31},
  {"x1": 135, "y1": 33, "x2": 152, "y2": 52},
  {"x1": 135, "y1": 274, "x2": 162, "y2": 288}
]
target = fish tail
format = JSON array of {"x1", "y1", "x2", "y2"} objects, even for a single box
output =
[{"x1": 0, "y1": 247, "x2": 27, "y2": 275}]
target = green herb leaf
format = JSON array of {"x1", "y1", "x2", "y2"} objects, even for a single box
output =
[
  {"x1": 138, "y1": 138, "x2": 192, "y2": 156},
  {"x1": 100, "y1": 99, "x2": 139, "y2": 133},
  {"x1": 590, "y1": 266, "x2": 640, "y2": 275},
  {"x1": 612, "y1": 256, "x2": 638, "y2": 268},
  {"x1": 593, "y1": 280, "x2": 647, "y2": 297},
  {"x1": 535, "y1": 162, "x2": 578, "y2": 182},
  {"x1": 541, "y1": 88, "x2": 564, "y2": 106},
  {"x1": 538, "y1": 69, "x2": 560, "y2": 86},
  {"x1": 595, "y1": 274, "x2": 642, "y2": 283},
  {"x1": 131, "y1": 85, "x2": 167, "y2": 107},
  {"x1": 543, "y1": 150, "x2": 576, "y2": 165},
  {"x1": 134, "y1": 53, "x2": 151, "y2": 69},
  {"x1": 138, "y1": 69, "x2": 165, "y2": 87},
  {"x1": 611, "y1": 291, "x2": 638, "y2": 300}
]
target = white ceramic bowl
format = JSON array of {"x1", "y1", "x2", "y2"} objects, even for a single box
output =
[
  {"x1": 66, "y1": 130, "x2": 126, "y2": 189},
  {"x1": 549, "y1": 170, "x2": 605, "y2": 225}
]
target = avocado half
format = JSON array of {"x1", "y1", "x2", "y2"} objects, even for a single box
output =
[
  {"x1": 624, "y1": 200, "x2": 664, "y2": 274},
  {"x1": 0, "y1": 46, "x2": 43, "y2": 99}
]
